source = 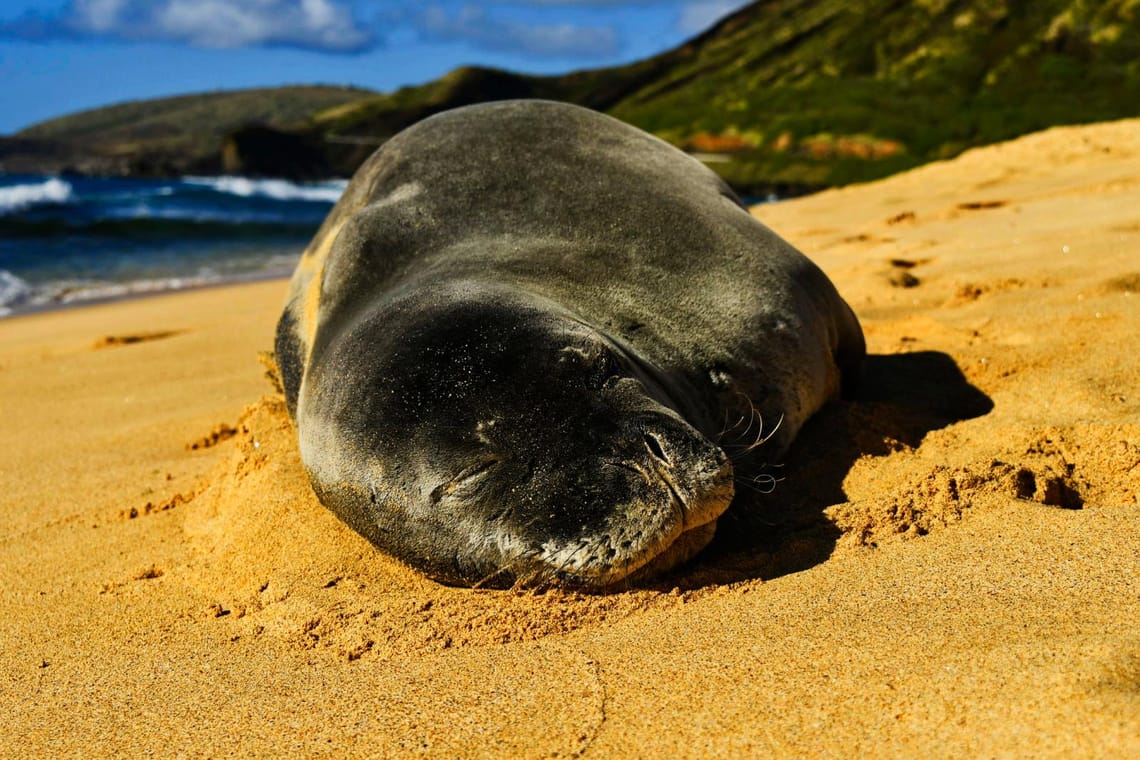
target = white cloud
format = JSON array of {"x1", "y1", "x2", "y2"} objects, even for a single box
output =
[
  {"x1": 2, "y1": 0, "x2": 746, "y2": 57},
  {"x1": 678, "y1": 0, "x2": 750, "y2": 35},
  {"x1": 73, "y1": 0, "x2": 130, "y2": 33},
  {"x1": 7, "y1": 0, "x2": 374, "y2": 52},
  {"x1": 418, "y1": 4, "x2": 619, "y2": 58}
]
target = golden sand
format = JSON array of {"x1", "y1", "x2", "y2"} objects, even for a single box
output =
[{"x1": 2, "y1": 119, "x2": 1137, "y2": 756}]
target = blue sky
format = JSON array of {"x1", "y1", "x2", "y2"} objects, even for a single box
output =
[{"x1": 0, "y1": 0, "x2": 751, "y2": 135}]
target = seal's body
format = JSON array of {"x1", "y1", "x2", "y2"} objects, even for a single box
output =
[{"x1": 276, "y1": 100, "x2": 864, "y2": 588}]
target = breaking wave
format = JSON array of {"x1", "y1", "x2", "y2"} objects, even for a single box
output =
[
  {"x1": 183, "y1": 176, "x2": 348, "y2": 203},
  {"x1": 0, "y1": 178, "x2": 74, "y2": 215}
]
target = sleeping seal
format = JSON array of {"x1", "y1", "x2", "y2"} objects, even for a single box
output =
[{"x1": 275, "y1": 100, "x2": 864, "y2": 588}]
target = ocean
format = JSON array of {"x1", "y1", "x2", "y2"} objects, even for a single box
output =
[
  {"x1": 0, "y1": 174, "x2": 778, "y2": 319},
  {"x1": 0, "y1": 174, "x2": 346, "y2": 317}
]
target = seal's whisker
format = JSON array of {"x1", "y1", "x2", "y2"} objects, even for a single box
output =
[
  {"x1": 717, "y1": 406, "x2": 733, "y2": 439},
  {"x1": 492, "y1": 547, "x2": 547, "y2": 590},
  {"x1": 724, "y1": 390, "x2": 773, "y2": 446},
  {"x1": 730, "y1": 412, "x2": 785, "y2": 461},
  {"x1": 472, "y1": 565, "x2": 510, "y2": 589},
  {"x1": 717, "y1": 392, "x2": 759, "y2": 444},
  {"x1": 734, "y1": 473, "x2": 784, "y2": 495},
  {"x1": 547, "y1": 537, "x2": 590, "y2": 585},
  {"x1": 719, "y1": 410, "x2": 749, "y2": 441},
  {"x1": 731, "y1": 411, "x2": 757, "y2": 443},
  {"x1": 737, "y1": 408, "x2": 769, "y2": 454},
  {"x1": 718, "y1": 399, "x2": 753, "y2": 441}
]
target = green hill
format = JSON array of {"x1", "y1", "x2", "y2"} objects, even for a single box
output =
[
  {"x1": 18, "y1": 85, "x2": 374, "y2": 142},
  {"x1": 4, "y1": 0, "x2": 1140, "y2": 192},
  {"x1": 3, "y1": 86, "x2": 375, "y2": 177},
  {"x1": 605, "y1": 0, "x2": 1140, "y2": 189}
]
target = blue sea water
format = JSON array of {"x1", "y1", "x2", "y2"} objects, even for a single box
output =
[
  {"x1": 0, "y1": 174, "x2": 346, "y2": 317},
  {"x1": 0, "y1": 174, "x2": 779, "y2": 318}
]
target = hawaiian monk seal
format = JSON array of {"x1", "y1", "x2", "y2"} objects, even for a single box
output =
[{"x1": 275, "y1": 100, "x2": 864, "y2": 588}]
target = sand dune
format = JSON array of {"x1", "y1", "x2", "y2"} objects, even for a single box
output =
[{"x1": 1, "y1": 119, "x2": 1137, "y2": 756}]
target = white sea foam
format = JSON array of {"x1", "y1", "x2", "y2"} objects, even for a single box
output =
[
  {"x1": 184, "y1": 176, "x2": 347, "y2": 203},
  {"x1": 0, "y1": 270, "x2": 32, "y2": 315},
  {"x1": 0, "y1": 275, "x2": 211, "y2": 318},
  {"x1": 0, "y1": 267, "x2": 296, "y2": 319},
  {"x1": 53, "y1": 277, "x2": 210, "y2": 304},
  {"x1": 0, "y1": 178, "x2": 74, "y2": 215}
]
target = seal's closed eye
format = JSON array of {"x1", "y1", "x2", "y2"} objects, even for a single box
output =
[
  {"x1": 555, "y1": 342, "x2": 624, "y2": 391},
  {"x1": 430, "y1": 459, "x2": 501, "y2": 504}
]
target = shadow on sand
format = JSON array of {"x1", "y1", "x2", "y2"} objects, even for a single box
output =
[{"x1": 666, "y1": 350, "x2": 994, "y2": 589}]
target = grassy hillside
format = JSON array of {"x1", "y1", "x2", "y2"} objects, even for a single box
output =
[
  {"x1": 5, "y1": 86, "x2": 374, "y2": 176},
  {"x1": 6, "y1": 0, "x2": 1140, "y2": 191},
  {"x1": 19, "y1": 85, "x2": 374, "y2": 142},
  {"x1": 607, "y1": 0, "x2": 1140, "y2": 188}
]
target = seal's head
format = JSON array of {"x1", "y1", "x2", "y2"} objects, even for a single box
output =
[{"x1": 301, "y1": 283, "x2": 733, "y2": 588}]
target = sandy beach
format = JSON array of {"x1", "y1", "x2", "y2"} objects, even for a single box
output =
[{"x1": 2, "y1": 118, "x2": 1138, "y2": 757}]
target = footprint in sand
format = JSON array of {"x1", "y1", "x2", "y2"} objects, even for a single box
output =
[
  {"x1": 92, "y1": 330, "x2": 183, "y2": 349},
  {"x1": 885, "y1": 210, "x2": 916, "y2": 225},
  {"x1": 187, "y1": 422, "x2": 239, "y2": 451},
  {"x1": 887, "y1": 258, "x2": 925, "y2": 288},
  {"x1": 1103, "y1": 273, "x2": 1140, "y2": 293},
  {"x1": 839, "y1": 232, "x2": 897, "y2": 245},
  {"x1": 947, "y1": 278, "x2": 1028, "y2": 305},
  {"x1": 956, "y1": 199, "x2": 1008, "y2": 211}
]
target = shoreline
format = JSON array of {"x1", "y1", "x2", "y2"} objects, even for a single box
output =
[{"x1": 0, "y1": 268, "x2": 291, "y2": 321}]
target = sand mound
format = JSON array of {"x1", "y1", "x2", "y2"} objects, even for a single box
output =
[{"x1": 177, "y1": 396, "x2": 678, "y2": 660}]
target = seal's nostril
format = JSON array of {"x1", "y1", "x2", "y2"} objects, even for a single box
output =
[{"x1": 643, "y1": 433, "x2": 670, "y2": 465}]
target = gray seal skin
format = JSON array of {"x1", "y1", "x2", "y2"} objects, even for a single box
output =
[{"x1": 275, "y1": 100, "x2": 865, "y2": 588}]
